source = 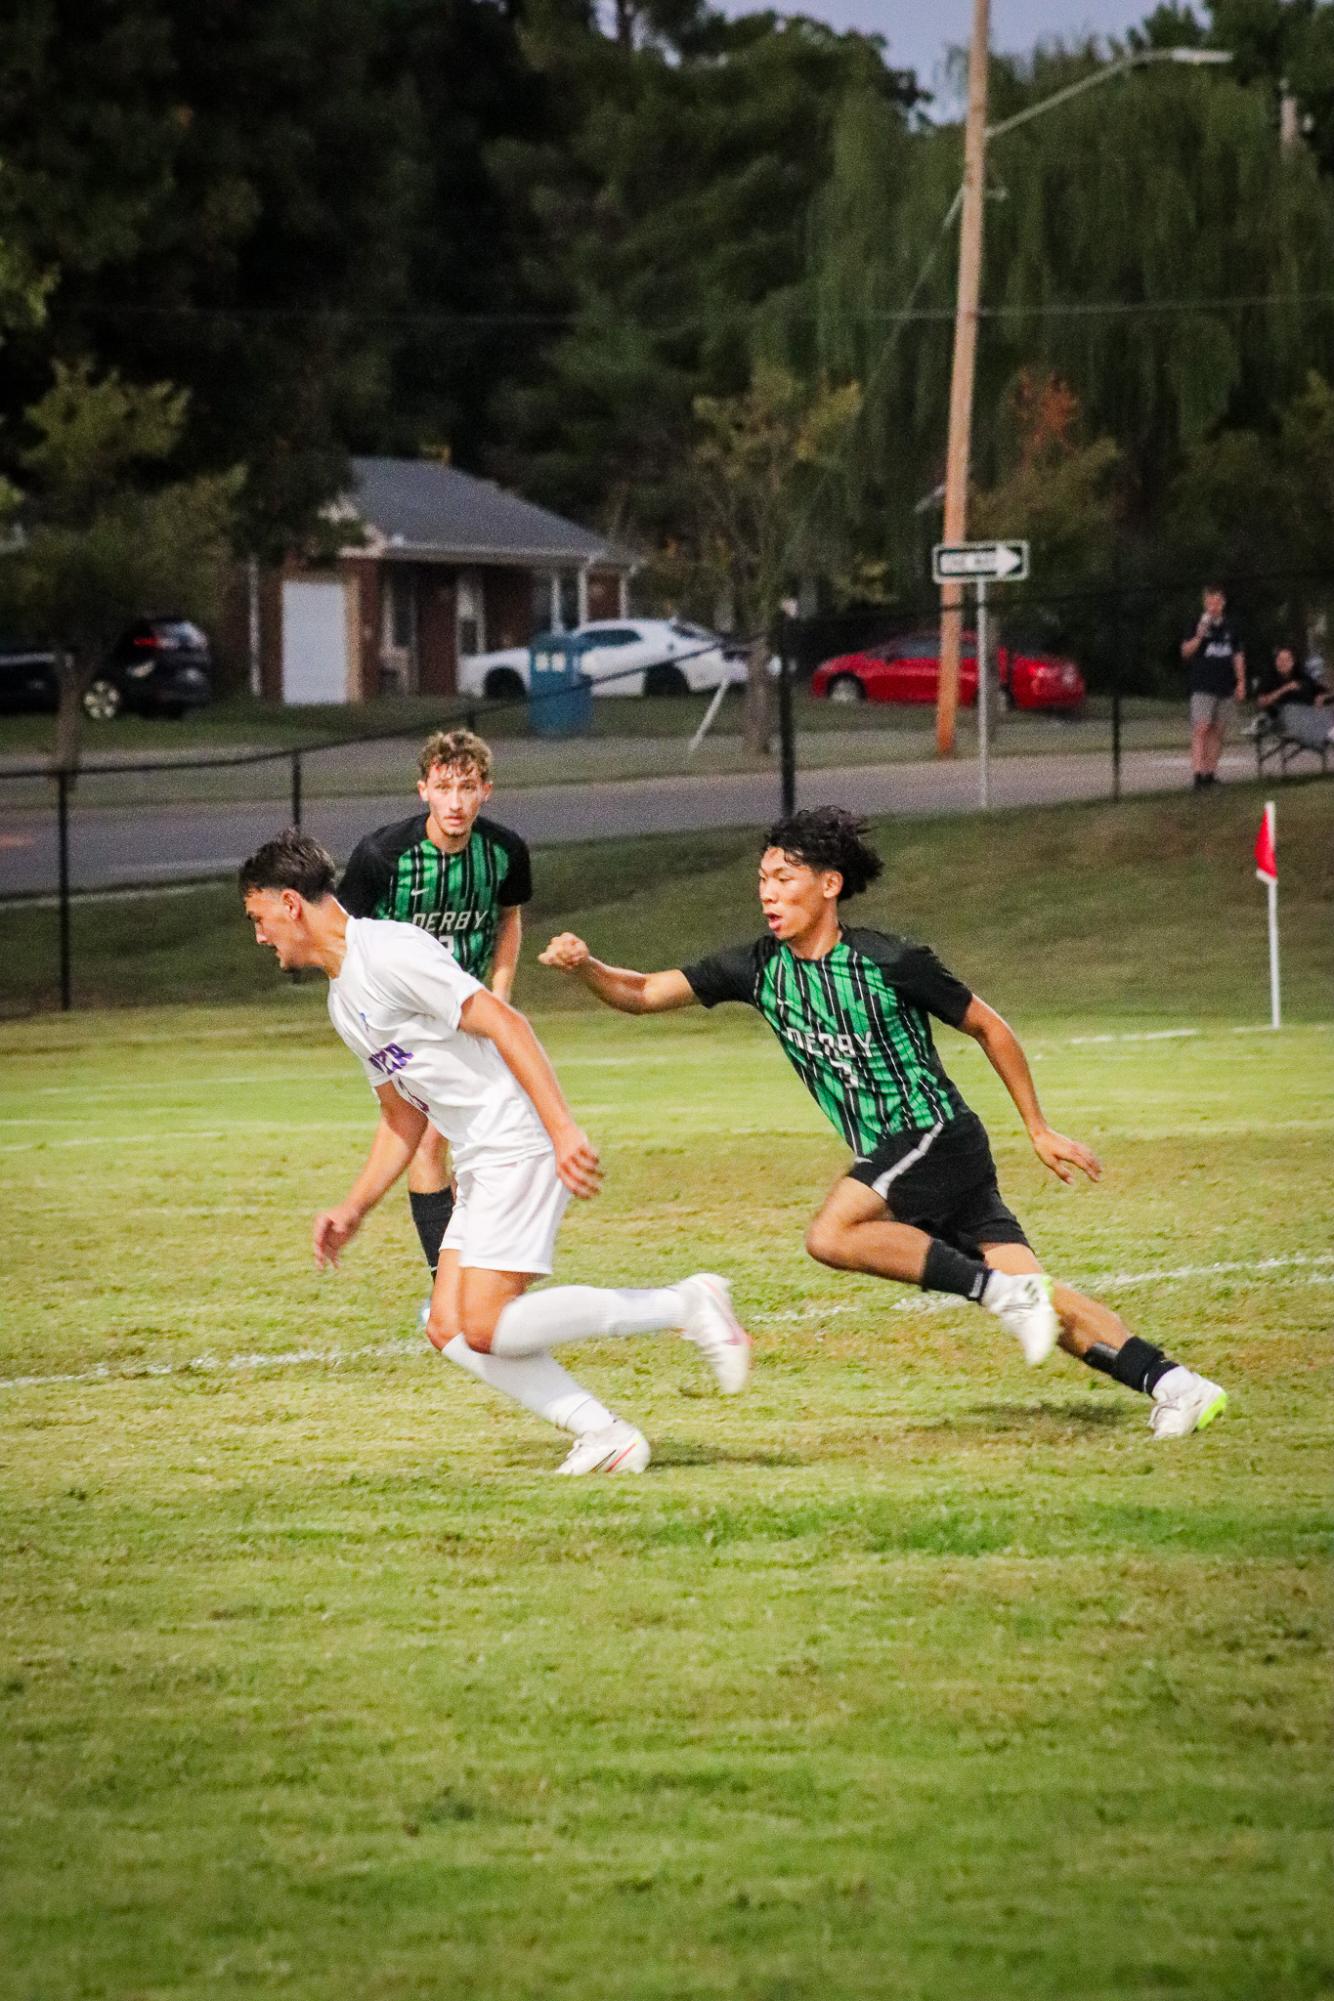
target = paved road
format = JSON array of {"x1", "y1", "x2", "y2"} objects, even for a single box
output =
[{"x1": 0, "y1": 746, "x2": 1257, "y2": 898}]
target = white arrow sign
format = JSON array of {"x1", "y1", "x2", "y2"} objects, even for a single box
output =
[{"x1": 932, "y1": 539, "x2": 1030, "y2": 583}]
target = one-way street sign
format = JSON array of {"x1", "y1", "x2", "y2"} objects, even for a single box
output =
[{"x1": 932, "y1": 539, "x2": 1030, "y2": 584}]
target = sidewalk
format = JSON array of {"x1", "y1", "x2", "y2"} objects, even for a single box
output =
[{"x1": 0, "y1": 742, "x2": 1261, "y2": 900}]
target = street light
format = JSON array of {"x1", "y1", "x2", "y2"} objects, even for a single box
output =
[
  {"x1": 934, "y1": 33, "x2": 1234, "y2": 757},
  {"x1": 987, "y1": 46, "x2": 1234, "y2": 141}
]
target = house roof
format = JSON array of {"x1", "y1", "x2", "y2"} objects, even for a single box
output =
[{"x1": 341, "y1": 457, "x2": 635, "y2": 570}]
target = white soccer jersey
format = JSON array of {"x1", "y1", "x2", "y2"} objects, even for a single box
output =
[{"x1": 328, "y1": 917, "x2": 550, "y2": 1170}]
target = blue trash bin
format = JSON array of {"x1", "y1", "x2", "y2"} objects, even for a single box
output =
[{"x1": 528, "y1": 632, "x2": 594, "y2": 738}]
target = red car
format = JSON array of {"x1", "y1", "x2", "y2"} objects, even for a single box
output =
[{"x1": 811, "y1": 631, "x2": 1086, "y2": 713}]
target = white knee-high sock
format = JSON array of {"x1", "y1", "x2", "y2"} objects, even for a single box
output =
[
  {"x1": 489, "y1": 1283, "x2": 685, "y2": 1358},
  {"x1": 442, "y1": 1335, "x2": 614, "y2": 1436}
]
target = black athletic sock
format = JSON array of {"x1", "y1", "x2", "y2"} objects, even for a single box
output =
[
  {"x1": 922, "y1": 1239, "x2": 991, "y2": 1303},
  {"x1": 409, "y1": 1187, "x2": 454, "y2": 1276},
  {"x1": 1084, "y1": 1335, "x2": 1175, "y2": 1396}
]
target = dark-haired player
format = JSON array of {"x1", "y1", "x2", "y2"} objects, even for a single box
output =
[
  {"x1": 241, "y1": 830, "x2": 750, "y2": 1475},
  {"x1": 541, "y1": 807, "x2": 1227, "y2": 1439},
  {"x1": 340, "y1": 729, "x2": 530, "y2": 1284}
]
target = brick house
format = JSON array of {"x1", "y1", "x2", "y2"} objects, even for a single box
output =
[{"x1": 248, "y1": 458, "x2": 637, "y2": 704}]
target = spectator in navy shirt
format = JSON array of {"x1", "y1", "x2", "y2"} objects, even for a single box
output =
[{"x1": 1180, "y1": 585, "x2": 1246, "y2": 789}]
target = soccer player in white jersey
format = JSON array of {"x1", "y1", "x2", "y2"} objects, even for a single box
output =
[{"x1": 240, "y1": 830, "x2": 749, "y2": 1474}]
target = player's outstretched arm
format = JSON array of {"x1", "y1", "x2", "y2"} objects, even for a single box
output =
[
  {"x1": 459, "y1": 989, "x2": 602, "y2": 1199},
  {"x1": 313, "y1": 1084, "x2": 428, "y2": 1267},
  {"x1": 538, "y1": 933, "x2": 697, "y2": 1014},
  {"x1": 959, "y1": 997, "x2": 1102, "y2": 1186}
]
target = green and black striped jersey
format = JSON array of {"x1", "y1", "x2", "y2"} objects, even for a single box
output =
[
  {"x1": 338, "y1": 812, "x2": 531, "y2": 983},
  {"x1": 682, "y1": 927, "x2": 973, "y2": 1154}
]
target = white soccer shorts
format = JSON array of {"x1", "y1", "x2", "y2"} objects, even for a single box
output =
[{"x1": 439, "y1": 1149, "x2": 571, "y2": 1275}]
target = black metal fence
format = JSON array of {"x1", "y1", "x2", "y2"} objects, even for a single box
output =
[{"x1": 3, "y1": 580, "x2": 1329, "y2": 1012}]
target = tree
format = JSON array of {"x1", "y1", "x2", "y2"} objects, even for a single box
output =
[
  {"x1": 0, "y1": 361, "x2": 238, "y2": 771},
  {"x1": 786, "y1": 32, "x2": 1334, "y2": 599},
  {"x1": 490, "y1": 14, "x2": 914, "y2": 548},
  {"x1": 0, "y1": 0, "x2": 421, "y2": 555},
  {"x1": 685, "y1": 363, "x2": 861, "y2": 752}
]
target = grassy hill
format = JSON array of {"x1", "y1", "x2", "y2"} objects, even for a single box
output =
[{"x1": 3, "y1": 780, "x2": 1331, "y2": 1023}]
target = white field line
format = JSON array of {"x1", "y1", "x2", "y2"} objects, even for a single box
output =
[
  {"x1": 7, "y1": 1111, "x2": 1330, "y2": 1155},
  {"x1": 762, "y1": 1259, "x2": 1334, "y2": 1327},
  {"x1": 2, "y1": 1252, "x2": 1330, "y2": 1397},
  {"x1": 0, "y1": 1118, "x2": 371, "y2": 1154},
  {"x1": 9, "y1": 1053, "x2": 684, "y2": 1101},
  {"x1": 2, "y1": 1023, "x2": 1330, "y2": 1112}
]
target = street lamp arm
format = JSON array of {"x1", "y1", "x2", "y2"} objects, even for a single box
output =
[{"x1": 986, "y1": 47, "x2": 1231, "y2": 142}]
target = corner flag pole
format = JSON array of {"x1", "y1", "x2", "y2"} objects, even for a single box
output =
[{"x1": 1254, "y1": 799, "x2": 1280, "y2": 1030}]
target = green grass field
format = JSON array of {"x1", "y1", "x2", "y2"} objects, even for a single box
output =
[{"x1": 2, "y1": 791, "x2": 1332, "y2": 1999}]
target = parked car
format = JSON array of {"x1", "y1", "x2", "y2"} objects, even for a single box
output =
[
  {"x1": 81, "y1": 617, "x2": 215, "y2": 721},
  {"x1": 0, "y1": 643, "x2": 60, "y2": 713},
  {"x1": 810, "y1": 631, "x2": 1086, "y2": 714},
  {"x1": 459, "y1": 618, "x2": 749, "y2": 702}
]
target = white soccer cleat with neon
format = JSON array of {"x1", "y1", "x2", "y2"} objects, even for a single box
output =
[
  {"x1": 679, "y1": 1273, "x2": 752, "y2": 1394},
  {"x1": 1149, "y1": 1366, "x2": 1228, "y2": 1439},
  {"x1": 554, "y1": 1422, "x2": 651, "y2": 1476},
  {"x1": 984, "y1": 1271, "x2": 1059, "y2": 1365}
]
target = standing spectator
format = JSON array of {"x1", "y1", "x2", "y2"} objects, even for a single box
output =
[
  {"x1": 1180, "y1": 585, "x2": 1246, "y2": 789},
  {"x1": 1255, "y1": 644, "x2": 1334, "y2": 751}
]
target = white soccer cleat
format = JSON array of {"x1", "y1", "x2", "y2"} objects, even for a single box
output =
[
  {"x1": 554, "y1": 1421, "x2": 651, "y2": 1476},
  {"x1": 678, "y1": 1272, "x2": 752, "y2": 1394},
  {"x1": 1149, "y1": 1366, "x2": 1228, "y2": 1439},
  {"x1": 984, "y1": 1271, "x2": 1059, "y2": 1365}
]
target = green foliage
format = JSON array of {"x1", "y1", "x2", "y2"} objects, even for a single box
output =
[
  {"x1": 4, "y1": 0, "x2": 1334, "y2": 623},
  {"x1": 492, "y1": 15, "x2": 913, "y2": 543},
  {"x1": 686, "y1": 362, "x2": 862, "y2": 632},
  {"x1": 788, "y1": 33, "x2": 1334, "y2": 596},
  {"x1": 1, "y1": 360, "x2": 237, "y2": 652}
]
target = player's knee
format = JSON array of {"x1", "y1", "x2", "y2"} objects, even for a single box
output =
[
  {"x1": 458, "y1": 1305, "x2": 499, "y2": 1353},
  {"x1": 805, "y1": 1216, "x2": 849, "y2": 1268},
  {"x1": 423, "y1": 1308, "x2": 456, "y2": 1352}
]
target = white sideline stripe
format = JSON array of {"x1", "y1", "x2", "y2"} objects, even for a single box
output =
[
  {"x1": 0, "y1": 1118, "x2": 370, "y2": 1154},
  {"x1": 759, "y1": 1250, "x2": 1334, "y2": 1326},
  {"x1": 0, "y1": 1338, "x2": 424, "y2": 1392},
  {"x1": 9, "y1": 1053, "x2": 681, "y2": 1100},
  {"x1": 1067, "y1": 1028, "x2": 1197, "y2": 1045},
  {"x1": 2, "y1": 1252, "x2": 1330, "y2": 1396}
]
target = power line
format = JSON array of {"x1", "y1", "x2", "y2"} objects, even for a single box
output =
[{"x1": 63, "y1": 289, "x2": 1334, "y2": 330}]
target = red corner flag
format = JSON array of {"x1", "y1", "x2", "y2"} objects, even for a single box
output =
[{"x1": 1254, "y1": 801, "x2": 1278, "y2": 885}]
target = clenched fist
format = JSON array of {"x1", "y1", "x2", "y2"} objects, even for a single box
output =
[{"x1": 539, "y1": 932, "x2": 591, "y2": 972}]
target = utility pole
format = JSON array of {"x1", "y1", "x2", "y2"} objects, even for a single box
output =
[{"x1": 936, "y1": 0, "x2": 991, "y2": 758}]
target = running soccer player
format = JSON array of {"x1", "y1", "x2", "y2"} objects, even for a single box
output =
[
  {"x1": 339, "y1": 730, "x2": 530, "y2": 1283},
  {"x1": 241, "y1": 830, "x2": 749, "y2": 1475},
  {"x1": 540, "y1": 806, "x2": 1227, "y2": 1439}
]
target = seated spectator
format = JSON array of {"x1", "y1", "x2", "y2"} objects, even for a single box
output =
[{"x1": 1255, "y1": 645, "x2": 1334, "y2": 752}]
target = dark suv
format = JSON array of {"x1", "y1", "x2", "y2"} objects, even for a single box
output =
[
  {"x1": 82, "y1": 618, "x2": 215, "y2": 721},
  {"x1": 0, "y1": 643, "x2": 59, "y2": 712}
]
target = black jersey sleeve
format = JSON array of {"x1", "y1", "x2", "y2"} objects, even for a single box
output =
[
  {"x1": 338, "y1": 835, "x2": 392, "y2": 918},
  {"x1": 847, "y1": 929, "x2": 974, "y2": 1027},
  {"x1": 495, "y1": 826, "x2": 532, "y2": 908},
  {"x1": 681, "y1": 939, "x2": 766, "y2": 1008}
]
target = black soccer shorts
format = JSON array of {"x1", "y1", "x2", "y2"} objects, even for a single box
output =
[{"x1": 848, "y1": 1110, "x2": 1030, "y2": 1256}]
